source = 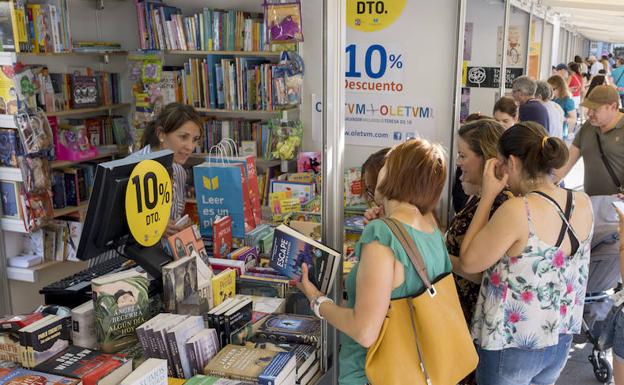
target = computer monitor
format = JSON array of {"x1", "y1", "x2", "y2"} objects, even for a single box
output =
[{"x1": 76, "y1": 149, "x2": 175, "y2": 279}]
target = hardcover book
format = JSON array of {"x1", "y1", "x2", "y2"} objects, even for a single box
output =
[
  {"x1": 71, "y1": 75, "x2": 99, "y2": 108},
  {"x1": 0, "y1": 369, "x2": 79, "y2": 385},
  {"x1": 34, "y1": 346, "x2": 132, "y2": 385},
  {"x1": 0, "y1": 128, "x2": 19, "y2": 166},
  {"x1": 203, "y1": 345, "x2": 277, "y2": 383},
  {"x1": 166, "y1": 225, "x2": 209, "y2": 265},
  {"x1": 17, "y1": 314, "x2": 71, "y2": 368},
  {"x1": 91, "y1": 269, "x2": 150, "y2": 354},
  {"x1": 162, "y1": 255, "x2": 198, "y2": 314},
  {"x1": 268, "y1": 225, "x2": 341, "y2": 294},
  {"x1": 212, "y1": 216, "x2": 232, "y2": 259},
  {"x1": 0, "y1": 181, "x2": 20, "y2": 218},
  {"x1": 254, "y1": 314, "x2": 320, "y2": 346},
  {"x1": 70, "y1": 301, "x2": 96, "y2": 349}
]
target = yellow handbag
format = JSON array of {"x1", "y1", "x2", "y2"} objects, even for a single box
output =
[{"x1": 365, "y1": 218, "x2": 478, "y2": 385}]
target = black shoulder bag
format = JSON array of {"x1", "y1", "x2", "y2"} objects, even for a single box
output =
[{"x1": 595, "y1": 132, "x2": 624, "y2": 193}]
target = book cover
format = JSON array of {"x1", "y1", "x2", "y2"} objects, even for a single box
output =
[
  {"x1": 162, "y1": 255, "x2": 201, "y2": 315},
  {"x1": 0, "y1": 67, "x2": 17, "y2": 115},
  {"x1": 70, "y1": 301, "x2": 96, "y2": 349},
  {"x1": 0, "y1": 313, "x2": 43, "y2": 333},
  {"x1": 203, "y1": 345, "x2": 277, "y2": 383},
  {"x1": 211, "y1": 269, "x2": 236, "y2": 307},
  {"x1": 270, "y1": 181, "x2": 315, "y2": 206},
  {"x1": 164, "y1": 316, "x2": 203, "y2": 379},
  {"x1": 222, "y1": 299, "x2": 252, "y2": 347},
  {"x1": 18, "y1": 315, "x2": 71, "y2": 368},
  {"x1": 0, "y1": 181, "x2": 19, "y2": 218},
  {"x1": 257, "y1": 352, "x2": 295, "y2": 385},
  {"x1": 0, "y1": 369, "x2": 79, "y2": 385},
  {"x1": 296, "y1": 152, "x2": 321, "y2": 174},
  {"x1": 250, "y1": 341, "x2": 317, "y2": 378},
  {"x1": 212, "y1": 216, "x2": 232, "y2": 259},
  {"x1": 166, "y1": 224, "x2": 209, "y2": 265},
  {"x1": 34, "y1": 346, "x2": 132, "y2": 385},
  {"x1": 254, "y1": 314, "x2": 320, "y2": 346},
  {"x1": 91, "y1": 270, "x2": 150, "y2": 354},
  {"x1": 51, "y1": 172, "x2": 66, "y2": 210},
  {"x1": 209, "y1": 258, "x2": 246, "y2": 276},
  {"x1": 184, "y1": 329, "x2": 218, "y2": 377},
  {"x1": 344, "y1": 167, "x2": 366, "y2": 207},
  {"x1": 119, "y1": 358, "x2": 167, "y2": 385},
  {"x1": 268, "y1": 225, "x2": 341, "y2": 294},
  {"x1": 71, "y1": 75, "x2": 99, "y2": 108},
  {"x1": 0, "y1": 3, "x2": 16, "y2": 52}
]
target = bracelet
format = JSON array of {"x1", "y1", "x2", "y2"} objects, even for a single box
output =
[{"x1": 310, "y1": 296, "x2": 334, "y2": 319}]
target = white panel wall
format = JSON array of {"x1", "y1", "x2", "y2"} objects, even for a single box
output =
[
  {"x1": 465, "y1": 0, "x2": 504, "y2": 116},
  {"x1": 540, "y1": 22, "x2": 554, "y2": 79}
]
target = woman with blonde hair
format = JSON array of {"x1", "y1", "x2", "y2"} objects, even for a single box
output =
[{"x1": 548, "y1": 75, "x2": 577, "y2": 138}]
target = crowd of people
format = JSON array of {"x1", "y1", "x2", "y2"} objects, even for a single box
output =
[{"x1": 295, "y1": 52, "x2": 624, "y2": 385}]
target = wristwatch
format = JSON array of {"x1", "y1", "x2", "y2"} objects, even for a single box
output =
[{"x1": 311, "y1": 296, "x2": 334, "y2": 319}]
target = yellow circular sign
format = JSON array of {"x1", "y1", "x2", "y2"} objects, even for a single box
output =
[
  {"x1": 347, "y1": 0, "x2": 407, "y2": 32},
  {"x1": 125, "y1": 159, "x2": 172, "y2": 246}
]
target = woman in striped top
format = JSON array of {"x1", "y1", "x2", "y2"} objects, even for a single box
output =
[{"x1": 90, "y1": 103, "x2": 202, "y2": 267}]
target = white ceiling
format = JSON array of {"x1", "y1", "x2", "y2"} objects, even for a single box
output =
[{"x1": 541, "y1": 0, "x2": 624, "y2": 43}]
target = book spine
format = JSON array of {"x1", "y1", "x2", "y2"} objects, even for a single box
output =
[
  {"x1": 185, "y1": 342, "x2": 199, "y2": 376},
  {"x1": 165, "y1": 330, "x2": 183, "y2": 378}
]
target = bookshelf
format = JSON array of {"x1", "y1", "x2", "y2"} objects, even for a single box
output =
[
  {"x1": 0, "y1": 167, "x2": 23, "y2": 182},
  {"x1": 46, "y1": 103, "x2": 131, "y2": 118},
  {"x1": 165, "y1": 50, "x2": 281, "y2": 58},
  {"x1": 6, "y1": 261, "x2": 62, "y2": 283},
  {"x1": 50, "y1": 148, "x2": 120, "y2": 169},
  {"x1": 18, "y1": 51, "x2": 128, "y2": 57},
  {"x1": 0, "y1": 218, "x2": 27, "y2": 233},
  {"x1": 53, "y1": 201, "x2": 89, "y2": 219}
]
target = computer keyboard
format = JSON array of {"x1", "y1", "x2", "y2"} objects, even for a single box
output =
[{"x1": 40, "y1": 255, "x2": 130, "y2": 308}]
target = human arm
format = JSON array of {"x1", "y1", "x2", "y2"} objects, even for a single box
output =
[
  {"x1": 554, "y1": 144, "x2": 581, "y2": 183},
  {"x1": 297, "y1": 241, "x2": 396, "y2": 348},
  {"x1": 616, "y1": 206, "x2": 624, "y2": 282},
  {"x1": 566, "y1": 109, "x2": 577, "y2": 133},
  {"x1": 449, "y1": 254, "x2": 482, "y2": 284},
  {"x1": 459, "y1": 159, "x2": 521, "y2": 274}
]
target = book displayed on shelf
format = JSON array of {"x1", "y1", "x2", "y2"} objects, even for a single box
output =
[
  {"x1": 203, "y1": 344, "x2": 277, "y2": 383},
  {"x1": 254, "y1": 314, "x2": 320, "y2": 346},
  {"x1": 33, "y1": 346, "x2": 133, "y2": 385},
  {"x1": 211, "y1": 269, "x2": 236, "y2": 307},
  {"x1": 165, "y1": 224, "x2": 209, "y2": 264},
  {"x1": 119, "y1": 358, "x2": 167, "y2": 385},
  {"x1": 212, "y1": 216, "x2": 232, "y2": 259},
  {"x1": 0, "y1": 368, "x2": 79, "y2": 385},
  {"x1": 91, "y1": 269, "x2": 150, "y2": 354},
  {"x1": 162, "y1": 255, "x2": 210, "y2": 316},
  {"x1": 184, "y1": 329, "x2": 218, "y2": 377},
  {"x1": 17, "y1": 314, "x2": 71, "y2": 368},
  {"x1": 70, "y1": 301, "x2": 96, "y2": 349},
  {"x1": 135, "y1": 3, "x2": 266, "y2": 52},
  {"x1": 0, "y1": 181, "x2": 21, "y2": 218},
  {"x1": 0, "y1": 66, "x2": 18, "y2": 115}
]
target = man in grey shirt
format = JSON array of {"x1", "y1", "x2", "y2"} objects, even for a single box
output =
[{"x1": 555, "y1": 85, "x2": 624, "y2": 195}]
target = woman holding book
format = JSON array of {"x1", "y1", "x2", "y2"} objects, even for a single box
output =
[
  {"x1": 459, "y1": 122, "x2": 593, "y2": 385},
  {"x1": 138, "y1": 102, "x2": 203, "y2": 236},
  {"x1": 298, "y1": 138, "x2": 452, "y2": 385}
]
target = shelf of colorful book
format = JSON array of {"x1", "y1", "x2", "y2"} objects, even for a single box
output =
[
  {"x1": 18, "y1": 51, "x2": 129, "y2": 57},
  {"x1": 53, "y1": 201, "x2": 89, "y2": 219},
  {"x1": 46, "y1": 103, "x2": 131, "y2": 118},
  {"x1": 1, "y1": 217, "x2": 27, "y2": 233},
  {"x1": 6, "y1": 260, "x2": 62, "y2": 283},
  {"x1": 50, "y1": 148, "x2": 120, "y2": 169},
  {"x1": 164, "y1": 50, "x2": 281, "y2": 58}
]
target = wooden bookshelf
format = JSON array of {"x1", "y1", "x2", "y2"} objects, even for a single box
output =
[
  {"x1": 50, "y1": 148, "x2": 119, "y2": 169},
  {"x1": 46, "y1": 103, "x2": 131, "y2": 118},
  {"x1": 0, "y1": 217, "x2": 27, "y2": 233},
  {"x1": 0, "y1": 167, "x2": 23, "y2": 182},
  {"x1": 196, "y1": 107, "x2": 298, "y2": 117},
  {"x1": 53, "y1": 201, "x2": 89, "y2": 218},
  {"x1": 165, "y1": 50, "x2": 281, "y2": 58},
  {"x1": 6, "y1": 261, "x2": 62, "y2": 283}
]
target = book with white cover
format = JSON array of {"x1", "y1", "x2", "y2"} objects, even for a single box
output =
[{"x1": 120, "y1": 358, "x2": 167, "y2": 385}]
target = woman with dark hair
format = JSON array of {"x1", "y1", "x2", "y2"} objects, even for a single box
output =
[
  {"x1": 575, "y1": 55, "x2": 588, "y2": 76},
  {"x1": 459, "y1": 122, "x2": 593, "y2": 385},
  {"x1": 568, "y1": 62, "x2": 584, "y2": 107},
  {"x1": 587, "y1": 74, "x2": 608, "y2": 98},
  {"x1": 447, "y1": 119, "x2": 510, "y2": 385},
  {"x1": 138, "y1": 103, "x2": 203, "y2": 236},
  {"x1": 492, "y1": 97, "x2": 519, "y2": 130},
  {"x1": 361, "y1": 148, "x2": 390, "y2": 204}
]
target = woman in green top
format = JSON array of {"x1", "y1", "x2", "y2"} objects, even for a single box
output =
[{"x1": 298, "y1": 139, "x2": 452, "y2": 385}]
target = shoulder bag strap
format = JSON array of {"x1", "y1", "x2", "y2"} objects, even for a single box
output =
[
  {"x1": 381, "y1": 218, "x2": 436, "y2": 296},
  {"x1": 381, "y1": 217, "x2": 434, "y2": 384},
  {"x1": 595, "y1": 131, "x2": 624, "y2": 193}
]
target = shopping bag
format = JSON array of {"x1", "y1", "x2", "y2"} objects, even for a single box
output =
[
  {"x1": 193, "y1": 161, "x2": 253, "y2": 238},
  {"x1": 212, "y1": 138, "x2": 262, "y2": 225}
]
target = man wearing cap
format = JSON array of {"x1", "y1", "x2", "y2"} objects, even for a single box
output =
[
  {"x1": 555, "y1": 85, "x2": 624, "y2": 195},
  {"x1": 512, "y1": 76, "x2": 550, "y2": 133}
]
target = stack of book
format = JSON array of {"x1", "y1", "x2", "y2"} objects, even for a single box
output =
[{"x1": 135, "y1": 3, "x2": 267, "y2": 52}]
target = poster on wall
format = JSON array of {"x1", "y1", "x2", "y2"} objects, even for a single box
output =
[
  {"x1": 345, "y1": 0, "x2": 436, "y2": 147},
  {"x1": 497, "y1": 25, "x2": 523, "y2": 66},
  {"x1": 466, "y1": 66, "x2": 524, "y2": 88}
]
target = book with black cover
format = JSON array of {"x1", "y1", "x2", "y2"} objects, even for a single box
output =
[{"x1": 254, "y1": 314, "x2": 320, "y2": 346}]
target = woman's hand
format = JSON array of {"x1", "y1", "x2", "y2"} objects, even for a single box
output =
[
  {"x1": 164, "y1": 219, "x2": 184, "y2": 238},
  {"x1": 296, "y1": 263, "x2": 324, "y2": 303},
  {"x1": 481, "y1": 159, "x2": 508, "y2": 201},
  {"x1": 364, "y1": 206, "x2": 384, "y2": 224}
]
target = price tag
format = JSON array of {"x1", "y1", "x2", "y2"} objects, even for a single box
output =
[{"x1": 125, "y1": 160, "x2": 172, "y2": 246}]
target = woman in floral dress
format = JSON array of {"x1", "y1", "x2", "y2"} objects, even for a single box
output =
[
  {"x1": 446, "y1": 119, "x2": 510, "y2": 385},
  {"x1": 459, "y1": 122, "x2": 594, "y2": 385}
]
